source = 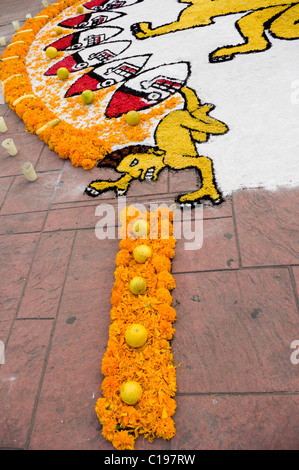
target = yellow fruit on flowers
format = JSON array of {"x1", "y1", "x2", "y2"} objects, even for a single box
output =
[
  {"x1": 126, "y1": 110, "x2": 140, "y2": 126},
  {"x1": 132, "y1": 219, "x2": 149, "y2": 238},
  {"x1": 125, "y1": 324, "x2": 148, "y2": 348},
  {"x1": 129, "y1": 276, "x2": 147, "y2": 295},
  {"x1": 133, "y1": 245, "x2": 152, "y2": 264},
  {"x1": 46, "y1": 47, "x2": 58, "y2": 59},
  {"x1": 57, "y1": 67, "x2": 69, "y2": 80},
  {"x1": 54, "y1": 26, "x2": 64, "y2": 35},
  {"x1": 77, "y1": 5, "x2": 84, "y2": 13},
  {"x1": 120, "y1": 381, "x2": 142, "y2": 405},
  {"x1": 81, "y1": 89, "x2": 95, "y2": 105}
]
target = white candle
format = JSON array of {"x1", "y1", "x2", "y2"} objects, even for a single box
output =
[
  {"x1": 20, "y1": 162, "x2": 38, "y2": 181},
  {"x1": 42, "y1": 0, "x2": 49, "y2": 7},
  {"x1": 0, "y1": 37, "x2": 6, "y2": 46},
  {"x1": 26, "y1": 14, "x2": 32, "y2": 20},
  {"x1": 2, "y1": 138, "x2": 18, "y2": 156},
  {"x1": 0, "y1": 117, "x2": 8, "y2": 133},
  {"x1": 12, "y1": 21, "x2": 20, "y2": 31}
]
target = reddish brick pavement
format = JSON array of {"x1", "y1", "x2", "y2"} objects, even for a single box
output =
[{"x1": 0, "y1": 0, "x2": 299, "y2": 451}]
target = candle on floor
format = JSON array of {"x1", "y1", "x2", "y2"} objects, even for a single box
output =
[
  {"x1": 0, "y1": 117, "x2": 8, "y2": 133},
  {"x1": 12, "y1": 21, "x2": 20, "y2": 31},
  {"x1": 20, "y1": 162, "x2": 38, "y2": 181},
  {"x1": 2, "y1": 138, "x2": 18, "y2": 156},
  {"x1": 26, "y1": 14, "x2": 32, "y2": 19},
  {"x1": 0, "y1": 37, "x2": 6, "y2": 46}
]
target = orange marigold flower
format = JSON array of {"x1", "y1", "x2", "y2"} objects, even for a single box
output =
[
  {"x1": 112, "y1": 430, "x2": 135, "y2": 451},
  {"x1": 152, "y1": 255, "x2": 172, "y2": 273},
  {"x1": 156, "y1": 304, "x2": 177, "y2": 322},
  {"x1": 156, "y1": 288, "x2": 173, "y2": 305},
  {"x1": 157, "y1": 271, "x2": 176, "y2": 290},
  {"x1": 101, "y1": 376, "x2": 120, "y2": 398},
  {"x1": 116, "y1": 249, "x2": 131, "y2": 267}
]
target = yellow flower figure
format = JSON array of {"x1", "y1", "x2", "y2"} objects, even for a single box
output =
[{"x1": 95, "y1": 207, "x2": 178, "y2": 450}]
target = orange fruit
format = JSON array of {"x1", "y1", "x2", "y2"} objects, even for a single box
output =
[
  {"x1": 133, "y1": 245, "x2": 152, "y2": 264},
  {"x1": 57, "y1": 67, "x2": 70, "y2": 80},
  {"x1": 46, "y1": 47, "x2": 58, "y2": 59},
  {"x1": 132, "y1": 219, "x2": 149, "y2": 238},
  {"x1": 129, "y1": 276, "x2": 147, "y2": 295},
  {"x1": 125, "y1": 324, "x2": 148, "y2": 348},
  {"x1": 120, "y1": 381, "x2": 142, "y2": 405},
  {"x1": 126, "y1": 110, "x2": 140, "y2": 126},
  {"x1": 81, "y1": 89, "x2": 95, "y2": 105}
]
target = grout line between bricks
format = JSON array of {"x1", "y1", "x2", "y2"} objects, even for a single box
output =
[
  {"x1": 173, "y1": 264, "x2": 298, "y2": 275},
  {"x1": 176, "y1": 391, "x2": 299, "y2": 396},
  {"x1": 288, "y1": 267, "x2": 299, "y2": 316},
  {"x1": 231, "y1": 193, "x2": 243, "y2": 269}
]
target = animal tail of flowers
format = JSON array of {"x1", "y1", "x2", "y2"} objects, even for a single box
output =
[{"x1": 95, "y1": 206, "x2": 178, "y2": 450}]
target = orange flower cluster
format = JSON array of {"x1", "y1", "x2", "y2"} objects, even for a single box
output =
[
  {"x1": 0, "y1": 1, "x2": 182, "y2": 170},
  {"x1": 96, "y1": 207, "x2": 178, "y2": 450}
]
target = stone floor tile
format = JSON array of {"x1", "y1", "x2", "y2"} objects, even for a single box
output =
[
  {"x1": 171, "y1": 395, "x2": 299, "y2": 450},
  {"x1": 172, "y1": 268, "x2": 298, "y2": 393},
  {"x1": 44, "y1": 205, "x2": 103, "y2": 232},
  {"x1": 172, "y1": 217, "x2": 239, "y2": 273},
  {"x1": 18, "y1": 231, "x2": 75, "y2": 319},
  {"x1": 0, "y1": 318, "x2": 53, "y2": 448},
  {"x1": 0, "y1": 171, "x2": 61, "y2": 214},
  {"x1": 0, "y1": 211, "x2": 46, "y2": 235},
  {"x1": 233, "y1": 188, "x2": 299, "y2": 267},
  {"x1": 61, "y1": 229, "x2": 119, "y2": 298},
  {"x1": 36, "y1": 145, "x2": 65, "y2": 173},
  {"x1": 0, "y1": 232, "x2": 39, "y2": 343}
]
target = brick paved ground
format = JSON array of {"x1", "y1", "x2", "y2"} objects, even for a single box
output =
[{"x1": 0, "y1": 0, "x2": 298, "y2": 450}]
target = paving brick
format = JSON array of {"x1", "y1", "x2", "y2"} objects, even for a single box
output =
[
  {"x1": 171, "y1": 395, "x2": 299, "y2": 450},
  {"x1": 0, "y1": 171, "x2": 61, "y2": 214},
  {"x1": 172, "y1": 217, "x2": 239, "y2": 273},
  {"x1": 44, "y1": 205, "x2": 101, "y2": 232},
  {"x1": 172, "y1": 268, "x2": 298, "y2": 393},
  {"x1": 0, "y1": 211, "x2": 46, "y2": 235},
  {"x1": 0, "y1": 233, "x2": 39, "y2": 343},
  {"x1": 0, "y1": 319, "x2": 53, "y2": 448},
  {"x1": 233, "y1": 188, "x2": 299, "y2": 267},
  {"x1": 61, "y1": 229, "x2": 119, "y2": 298},
  {"x1": 36, "y1": 145, "x2": 65, "y2": 173},
  {"x1": 18, "y1": 231, "x2": 75, "y2": 319}
]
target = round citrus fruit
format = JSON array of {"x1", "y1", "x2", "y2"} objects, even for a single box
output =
[
  {"x1": 81, "y1": 89, "x2": 95, "y2": 105},
  {"x1": 77, "y1": 5, "x2": 84, "y2": 13},
  {"x1": 120, "y1": 381, "x2": 142, "y2": 405},
  {"x1": 129, "y1": 276, "x2": 147, "y2": 295},
  {"x1": 125, "y1": 324, "x2": 148, "y2": 348},
  {"x1": 46, "y1": 46, "x2": 58, "y2": 59},
  {"x1": 57, "y1": 67, "x2": 70, "y2": 80},
  {"x1": 126, "y1": 110, "x2": 140, "y2": 126},
  {"x1": 54, "y1": 26, "x2": 64, "y2": 35},
  {"x1": 133, "y1": 245, "x2": 152, "y2": 264},
  {"x1": 132, "y1": 219, "x2": 149, "y2": 238}
]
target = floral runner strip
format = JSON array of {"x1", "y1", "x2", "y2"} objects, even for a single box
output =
[{"x1": 95, "y1": 207, "x2": 178, "y2": 450}]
